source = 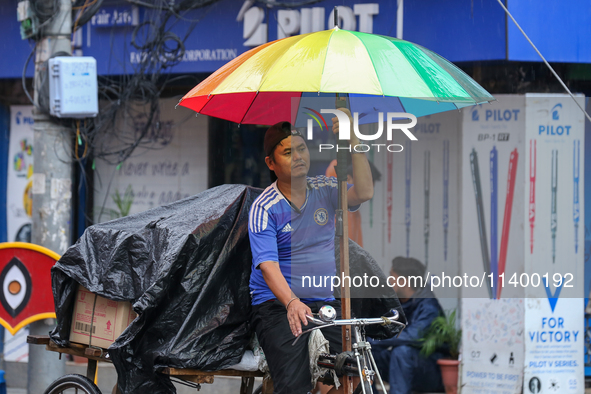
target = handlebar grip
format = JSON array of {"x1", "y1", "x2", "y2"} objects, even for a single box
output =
[{"x1": 306, "y1": 314, "x2": 325, "y2": 325}]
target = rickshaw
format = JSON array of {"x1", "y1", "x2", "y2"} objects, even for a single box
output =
[{"x1": 28, "y1": 306, "x2": 404, "y2": 394}]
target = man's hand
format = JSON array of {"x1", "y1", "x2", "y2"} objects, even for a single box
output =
[
  {"x1": 330, "y1": 107, "x2": 373, "y2": 204},
  {"x1": 331, "y1": 108, "x2": 360, "y2": 146},
  {"x1": 287, "y1": 299, "x2": 312, "y2": 337}
]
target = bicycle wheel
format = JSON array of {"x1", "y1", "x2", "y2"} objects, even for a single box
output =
[{"x1": 44, "y1": 374, "x2": 102, "y2": 394}]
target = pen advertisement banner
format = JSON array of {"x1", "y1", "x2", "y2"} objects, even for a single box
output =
[
  {"x1": 6, "y1": 106, "x2": 34, "y2": 243},
  {"x1": 359, "y1": 109, "x2": 461, "y2": 306},
  {"x1": 523, "y1": 94, "x2": 585, "y2": 394},
  {"x1": 461, "y1": 95, "x2": 526, "y2": 300},
  {"x1": 461, "y1": 298, "x2": 525, "y2": 394},
  {"x1": 460, "y1": 95, "x2": 526, "y2": 394}
]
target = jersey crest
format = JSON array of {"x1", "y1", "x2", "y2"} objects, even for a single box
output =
[{"x1": 314, "y1": 208, "x2": 329, "y2": 226}]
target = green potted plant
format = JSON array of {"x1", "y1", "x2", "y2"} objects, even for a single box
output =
[{"x1": 420, "y1": 309, "x2": 461, "y2": 394}]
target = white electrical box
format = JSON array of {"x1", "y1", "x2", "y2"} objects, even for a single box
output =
[{"x1": 49, "y1": 57, "x2": 98, "y2": 118}]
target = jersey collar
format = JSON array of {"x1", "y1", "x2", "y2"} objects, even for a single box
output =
[{"x1": 272, "y1": 181, "x2": 309, "y2": 214}]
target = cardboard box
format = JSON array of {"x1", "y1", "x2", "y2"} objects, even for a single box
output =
[{"x1": 69, "y1": 286, "x2": 137, "y2": 349}]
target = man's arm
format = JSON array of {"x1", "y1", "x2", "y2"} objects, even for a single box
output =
[
  {"x1": 331, "y1": 108, "x2": 374, "y2": 206},
  {"x1": 249, "y1": 204, "x2": 310, "y2": 337},
  {"x1": 348, "y1": 149, "x2": 373, "y2": 206},
  {"x1": 370, "y1": 300, "x2": 442, "y2": 348},
  {"x1": 259, "y1": 261, "x2": 311, "y2": 337}
]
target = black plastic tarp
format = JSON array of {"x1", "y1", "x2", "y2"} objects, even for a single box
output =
[{"x1": 50, "y1": 184, "x2": 405, "y2": 393}]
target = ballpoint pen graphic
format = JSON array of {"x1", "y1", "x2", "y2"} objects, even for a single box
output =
[
  {"x1": 470, "y1": 149, "x2": 492, "y2": 298},
  {"x1": 490, "y1": 146, "x2": 498, "y2": 299},
  {"x1": 424, "y1": 150, "x2": 430, "y2": 269},
  {"x1": 369, "y1": 149, "x2": 375, "y2": 228},
  {"x1": 529, "y1": 140, "x2": 536, "y2": 254},
  {"x1": 573, "y1": 140, "x2": 580, "y2": 254},
  {"x1": 387, "y1": 146, "x2": 393, "y2": 243},
  {"x1": 443, "y1": 141, "x2": 449, "y2": 261},
  {"x1": 405, "y1": 141, "x2": 411, "y2": 256},
  {"x1": 551, "y1": 149, "x2": 558, "y2": 263},
  {"x1": 497, "y1": 149, "x2": 518, "y2": 299}
]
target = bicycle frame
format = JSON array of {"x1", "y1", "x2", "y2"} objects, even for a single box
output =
[{"x1": 292, "y1": 310, "x2": 406, "y2": 394}]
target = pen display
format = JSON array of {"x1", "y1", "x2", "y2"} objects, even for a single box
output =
[
  {"x1": 497, "y1": 149, "x2": 518, "y2": 299},
  {"x1": 405, "y1": 141, "x2": 411, "y2": 256},
  {"x1": 490, "y1": 146, "x2": 498, "y2": 299},
  {"x1": 573, "y1": 140, "x2": 580, "y2": 255},
  {"x1": 529, "y1": 139, "x2": 536, "y2": 255},
  {"x1": 424, "y1": 150, "x2": 430, "y2": 270},
  {"x1": 443, "y1": 140, "x2": 449, "y2": 262},
  {"x1": 470, "y1": 148, "x2": 492, "y2": 298},
  {"x1": 551, "y1": 149, "x2": 558, "y2": 264},
  {"x1": 387, "y1": 147, "x2": 393, "y2": 244}
]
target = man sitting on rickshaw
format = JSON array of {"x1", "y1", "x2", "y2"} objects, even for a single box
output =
[{"x1": 248, "y1": 112, "x2": 374, "y2": 394}]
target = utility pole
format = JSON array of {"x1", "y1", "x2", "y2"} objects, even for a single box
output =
[{"x1": 29, "y1": 0, "x2": 71, "y2": 391}]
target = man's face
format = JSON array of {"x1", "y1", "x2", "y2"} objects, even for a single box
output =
[
  {"x1": 266, "y1": 135, "x2": 310, "y2": 181},
  {"x1": 390, "y1": 270, "x2": 413, "y2": 300}
]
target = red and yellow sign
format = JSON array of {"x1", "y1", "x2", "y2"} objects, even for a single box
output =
[{"x1": 0, "y1": 243, "x2": 59, "y2": 334}]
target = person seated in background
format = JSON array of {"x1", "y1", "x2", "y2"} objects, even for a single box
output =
[{"x1": 370, "y1": 257, "x2": 447, "y2": 394}]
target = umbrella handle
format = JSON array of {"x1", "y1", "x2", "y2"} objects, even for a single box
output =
[
  {"x1": 334, "y1": 93, "x2": 350, "y2": 183},
  {"x1": 336, "y1": 94, "x2": 347, "y2": 110}
]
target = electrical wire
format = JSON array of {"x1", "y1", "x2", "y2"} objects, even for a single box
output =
[
  {"x1": 72, "y1": 0, "x2": 91, "y2": 34},
  {"x1": 72, "y1": 0, "x2": 104, "y2": 30},
  {"x1": 73, "y1": 0, "x2": 98, "y2": 10},
  {"x1": 251, "y1": 0, "x2": 324, "y2": 7},
  {"x1": 72, "y1": 2, "x2": 207, "y2": 167},
  {"x1": 23, "y1": 0, "x2": 221, "y2": 225},
  {"x1": 495, "y1": 0, "x2": 591, "y2": 123},
  {"x1": 22, "y1": 43, "x2": 38, "y2": 108}
]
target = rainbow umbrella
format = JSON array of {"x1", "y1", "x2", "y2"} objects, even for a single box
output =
[
  {"x1": 178, "y1": 28, "x2": 494, "y2": 124},
  {"x1": 179, "y1": 25, "x2": 493, "y2": 381}
]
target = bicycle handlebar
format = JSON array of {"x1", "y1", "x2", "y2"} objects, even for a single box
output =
[
  {"x1": 305, "y1": 309, "x2": 402, "y2": 327},
  {"x1": 292, "y1": 309, "x2": 405, "y2": 345}
]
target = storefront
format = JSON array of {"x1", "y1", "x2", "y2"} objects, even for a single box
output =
[{"x1": 0, "y1": 0, "x2": 590, "y2": 391}]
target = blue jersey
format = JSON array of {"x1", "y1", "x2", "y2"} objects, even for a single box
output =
[{"x1": 248, "y1": 176, "x2": 358, "y2": 305}]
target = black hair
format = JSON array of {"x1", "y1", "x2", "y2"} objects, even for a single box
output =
[
  {"x1": 390, "y1": 256, "x2": 426, "y2": 289},
  {"x1": 267, "y1": 139, "x2": 282, "y2": 183},
  {"x1": 267, "y1": 143, "x2": 280, "y2": 162}
]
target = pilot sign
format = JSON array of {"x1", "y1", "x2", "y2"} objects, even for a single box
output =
[{"x1": 0, "y1": 243, "x2": 59, "y2": 334}]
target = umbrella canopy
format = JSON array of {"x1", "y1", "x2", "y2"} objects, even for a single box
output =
[{"x1": 179, "y1": 27, "x2": 494, "y2": 125}]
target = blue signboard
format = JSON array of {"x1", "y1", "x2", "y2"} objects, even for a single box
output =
[
  {"x1": 1, "y1": 0, "x2": 590, "y2": 79},
  {"x1": 0, "y1": 2, "x2": 37, "y2": 80},
  {"x1": 90, "y1": 5, "x2": 139, "y2": 27},
  {"x1": 508, "y1": 0, "x2": 591, "y2": 62},
  {"x1": 404, "y1": 0, "x2": 506, "y2": 62}
]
